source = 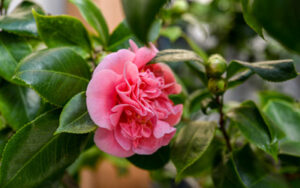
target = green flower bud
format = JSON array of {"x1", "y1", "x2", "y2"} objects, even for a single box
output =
[
  {"x1": 206, "y1": 54, "x2": 227, "y2": 77},
  {"x1": 208, "y1": 78, "x2": 227, "y2": 94},
  {"x1": 172, "y1": 0, "x2": 188, "y2": 14}
]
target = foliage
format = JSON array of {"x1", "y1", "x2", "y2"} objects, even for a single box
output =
[{"x1": 0, "y1": 0, "x2": 299, "y2": 187}]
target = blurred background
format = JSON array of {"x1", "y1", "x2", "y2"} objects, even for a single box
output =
[{"x1": 7, "y1": 0, "x2": 299, "y2": 187}]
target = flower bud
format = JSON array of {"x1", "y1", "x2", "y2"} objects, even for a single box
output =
[
  {"x1": 172, "y1": 0, "x2": 188, "y2": 14},
  {"x1": 206, "y1": 54, "x2": 227, "y2": 77},
  {"x1": 208, "y1": 78, "x2": 227, "y2": 94}
]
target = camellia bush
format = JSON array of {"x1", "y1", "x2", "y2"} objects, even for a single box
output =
[{"x1": 0, "y1": 0, "x2": 299, "y2": 187}]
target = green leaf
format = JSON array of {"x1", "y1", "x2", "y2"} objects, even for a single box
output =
[
  {"x1": 127, "y1": 145, "x2": 170, "y2": 170},
  {"x1": 240, "y1": 0, "x2": 263, "y2": 37},
  {"x1": 15, "y1": 47, "x2": 91, "y2": 106},
  {"x1": 251, "y1": 0, "x2": 300, "y2": 54},
  {"x1": 56, "y1": 92, "x2": 96, "y2": 134},
  {"x1": 230, "y1": 59, "x2": 297, "y2": 82},
  {"x1": 171, "y1": 121, "x2": 216, "y2": 181},
  {"x1": 0, "y1": 82, "x2": 41, "y2": 130},
  {"x1": 227, "y1": 60, "x2": 254, "y2": 88},
  {"x1": 148, "y1": 19, "x2": 162, "y2": 42},
  {"x1": 152, "y1": 49, "x2": 203, "y2": 64},
  {"x1": 0, "y1": 109, "x2": 90, "y2": 188},
  {"x1": 108, "y1": 21, "x2": 134, "y2": 51},
  {"x1": 213, "y1": 145, "x2": 271, "y2": 188},
  {"x1": 160, "y1": 26, "x2": 182, "y2": 43},
  {"x1": 258, "y1": 91, "x2": 294, "y2": 108},
  {"x1": 69, "y1": 0, "x2": 109, "y2": 46},
  {"x1": 121, "y1": 0, "x2": 168, "y2": 44},
  {"x1": 33, "y1": 10, "x2": 92, "y2": 58},
  {"x1": 227, "y1": 101, "x2": 278, "y2": 157},
  {"x1": 3, "y1": 0, "x2": 12, "y2": 11},
  {"x1": 179, "y1": 137, "x2": 223, "y2": 179},
  {"x1": 0, "y1": 32, "x2": 32, "y2": 83},
  {"x1": 0, "y1": 1, "x2": 44, "y2": 37},
  {"x1": 182, "y1": 33, "x2": 208, "y2": 61},
  {"x1": 0, "y1": 128, "x2": 13, "y2": 157},
  {"x1": 263, "y1": 100, "x2": 300, "y2": 157}
]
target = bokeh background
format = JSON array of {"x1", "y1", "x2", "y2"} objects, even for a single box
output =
[{"x1": 6, "y1": 0, "x2": 299, "y2": 187}]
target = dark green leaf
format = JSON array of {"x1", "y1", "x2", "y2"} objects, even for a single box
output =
[
  {"x1": 0, "y1": 109, "x2": 89, "y2": 188},
  {"x1": 70, "y1": 0, "x2": 109, "y2": 46},
  {"x1": 186, "y1": 61, "x2": 207, "y2": 85},
  {"x1": 15, "y1": 47, "x2": 91, "y2": 106},
  {"x1": 121, "y1": 0, "x2": 168, "y2": 44},
  {"x1": 230, "y1": 59, "x2": 297, "y2": 82},
  {"x1": 171, "y1": 121, "x2": 216, "y2": 181},
  {"x1": 0, "y1": 32, "x2": 32, "y2": 83},
  {"x1": 240, "y1": 0, "x2": 263, "y2": 37},
  {"x1": 153, "y1": 49, "x2": 203, "y2": 64},
  {"x1": 0, "y1": 128, "x2": 13, "y2": 157},
  {"x1": 127, "y1": 145, "x2": 170, "y2": 170},
  {"x1": 0, "y1": 82, "x2": 41, "y2": 130},
  {"x1": 227, "y1": 101, "x2": 278, "y2": 157},
  {"x1": 252, "y1": 0, "x2": 300, "y2": 54},
  {"x1": 56, "y1": 92, "x2": 96, "y2": 134},
  {"x1": 0, "y1": 1, "x2": 44, "y2": 37},
  {"x1": 148, "y1": 19, "x2": 161, "y2": 42},
  {"x1": 33, "y1": 10, "x2": 92, "y2": 58},
  {"x1": 263, "y1": 100, "x2": 300, "y2": 157},
  {"x1": 258, "y1": 91, "x2": 294, "y2": 108},
  {"x1": 179, "y1": 138, "x2": 223, "y2": 178},
  {"x1": 213, "y1": 145, "x2": 270, "y2": 188},
  {"x1": 108, "y1": 21, "x2": 134, "y2": 51}
]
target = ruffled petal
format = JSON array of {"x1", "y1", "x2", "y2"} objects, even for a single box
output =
[
  {"x1": 94, "y1": 49, "x2": 135, "y2": 75},
  {"x1": 86, "y1": 70, "x2": 121, "y2": 130},
  {"x1": 152, "y1": 63, "x2": 182, "y2": 94},
  {"x1": 153, "y1": 120, "x2": 176, "y2": 139},
  {"x1": 133, "y1": 43, "x2": 158, "y2": 69},
  {"x1": 165, "y1": 104, "x2": 183, "y2": 126},
  {"x1": 94, "y1": 128, "x2": 134, "y2": 157}
]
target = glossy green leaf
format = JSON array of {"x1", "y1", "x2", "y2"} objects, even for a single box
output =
[
  {"x1": 240, "y1": 0, "x2": 263, "y2": 37},
  {"x1": 258, "y1": 91, "x2": 294, "y2": 108},
  {"x1": 230, "y1": 59, "x2": 297, "y2": 82},
  {"x1": 213, "y1": 145, "x2": 270, "y2": 188},
  {"x1": 0, "y1": 1, "x2": 44, "y2": 37},
  {"x1": 0, "y1": 109, "x2": 89, "y2": 188},
  {"x1": 263, "y1": 100, "x2": 300, "y2": 157},
  {"x1": 251, "y1": 0, "x2": 300, "y2": 54},
  {"x1": 70, "y1": 0, "x2": 109, "y2": 46},
  {"x1": 121, "y1": 0, "x2": 168, "y2": 44},
  {"x1": 227, "y1": 101, "x2": 278, "y2": 157},
  {"x1": 108, "y1": 21, "x2": 134, "y2": 51},
  {"x1": 0, "y1": 32, "x2": 32, "y2": 83},
  {"x1": 56, "y1": 92, "x2": 96, "y2": 134},
  {"x1": 171, "y1": 121, "x2": 216, "y2": 181},
  {"x1": 0, "y1": 128, "x2": 12, "y2": 157},
  {"x1": 153, "y1": 49, "x2": 203, "y2": 64},
  {"x1": 33, "y1": 10, "x2": 92, "y2": 58},
  {"x1": 0, "y1": 82, "x2": 41, "y2": 130},
  {"x1": 15, "y1": 47, "x2": 91, "y2": 106},
  {"x1": 148, "y1": 19, "x2": 161, "y2": 42},
  {"x1": 179, "y1": 138, "x2": 223, "y2": 179},
  {"x1": 127, "y1": 145, "x2": 170, "y2": 170}
]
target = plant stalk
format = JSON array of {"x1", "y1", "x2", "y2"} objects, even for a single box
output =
[
  {"x1": 216, "y1": 95, "x2": 232, "y2": 152},
  {"x1": 0, "y1": 0, "x2": 4, "y2": 16}
]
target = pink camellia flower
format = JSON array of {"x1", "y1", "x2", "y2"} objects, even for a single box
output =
[{"x1": 86, "y1": 40, "x2": 183, "y2": 157}]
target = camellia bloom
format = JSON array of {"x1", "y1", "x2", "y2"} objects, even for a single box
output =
[{"x1": 86, "y1": 40, "x2": 183, "y2": 157}]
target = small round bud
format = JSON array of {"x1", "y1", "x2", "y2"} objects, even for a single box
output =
[
  {"x1": 208, "y1": 78, "x2": 227, "y2": 94},
  {"x1": 206, "y1": 54, "x2": 227, "y2": 77},
  {"x1": 172, "y1": 0, "x2": 188, "y2": 14}
]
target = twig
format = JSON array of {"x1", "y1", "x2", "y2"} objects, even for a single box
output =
[{"x1": 216, "y1": 95, "x2": 232, "y2": 152}]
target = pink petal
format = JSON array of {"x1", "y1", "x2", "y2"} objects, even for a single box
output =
[
  {"x1": 133, "y1": 136, "x2": 161, "y2": 155},
  {"x1": 86, "y1": 70, "x2": 121, "y2": 130},
  {"x1": 152, "y1": 63, "x2": 182, "y2": 94},
  {"x1": 161, "y1": 131, "x2": 176, "y2": 146},
  {"x1": 153, "y1": 120, "x2": 176, "y2": 139},
  {"x1": 165, "y1": 104, "x2": 183, "y2": 126},
  {"x1": 133, "y1": 44, "x2": 158, "y2": 69},
  {"x1": 129, "y1": 40, "x2": 138, "y2": 52},
  {"x1": 114, "y1": 126, "x2": 132, "y2": 151},
  {"x1": 94, "y1": 128, "x2": 134, "y2": 157},
  {"x1": 94, "y1": 49, "x2": 135, "y2": 76}
]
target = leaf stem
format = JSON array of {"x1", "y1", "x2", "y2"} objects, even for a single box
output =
[{"x1": 216, "y1": 95, "x2": 232, "y2": 152}]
